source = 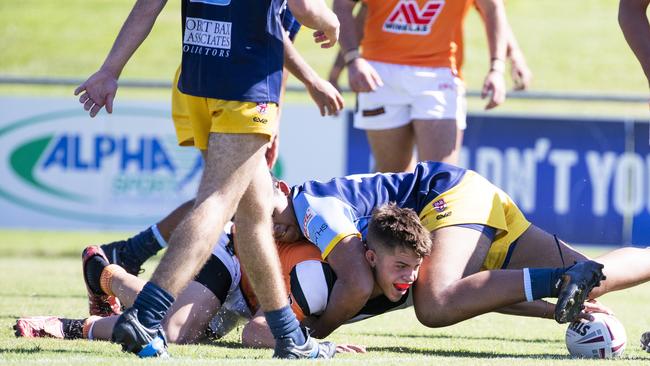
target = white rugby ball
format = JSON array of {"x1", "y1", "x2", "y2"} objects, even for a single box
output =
[{"x1": 565, "y1": 313, "x2": 626, "y2": 358}]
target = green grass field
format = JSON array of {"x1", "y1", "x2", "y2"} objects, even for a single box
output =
[
  {"x1": 0, "y1": 0, "x2": 649, "y2": 117},
  {"x1": 1, "y1": 230, "x2": 650, "y2": 365}
]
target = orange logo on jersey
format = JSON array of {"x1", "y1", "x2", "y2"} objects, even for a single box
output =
[{"x1": 383, "y1": 0, "x2": 445, "y2": 35}]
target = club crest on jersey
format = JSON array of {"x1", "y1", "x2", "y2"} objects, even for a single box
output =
[
  {"x1": 432, "y1": 198, "x2": 447, "y2": 213},
  {"x1": 256, "y1": 103, "x2": 269, "y2": 115},
  {"x1": 383, "y1": 0, "x2": 445, "y2": 35}
]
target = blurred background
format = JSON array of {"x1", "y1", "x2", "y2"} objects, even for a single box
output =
[{"x1": 0, "y1": 0, "x2": 648, "y2": 247}]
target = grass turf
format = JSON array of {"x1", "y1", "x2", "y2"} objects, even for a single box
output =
[{"x1": 1, "y1": 230, "x2": 650, "y2": 365}]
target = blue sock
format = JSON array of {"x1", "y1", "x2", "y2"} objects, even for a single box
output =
[
  {"x1": 133, "y1": 282, "x2": 175, "y2": 329},
  {"x1": 265, "y1": 305, "x2": 305, "y2": 345},
  {"x1": 524, "y1": 268, "x2": 565, "y2": 301},
  {"x1": 126, "y1": 227, "x2": 164, "y2": 265}
]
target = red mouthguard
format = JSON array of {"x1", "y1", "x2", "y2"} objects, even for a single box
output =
[{"x1": 394, "y1": 283, "x2": 410, "y2": 291}]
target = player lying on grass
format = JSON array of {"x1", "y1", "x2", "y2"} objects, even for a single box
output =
[
  {"x1": 268, "y1": 160, "x2": 650, "y2": 339},
  {"x1": 14, "y1": 204, "x2": 429, "y2": 353}
]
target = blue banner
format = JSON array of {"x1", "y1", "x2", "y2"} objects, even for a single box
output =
[{"x1": 346, "y1": 113, "x2": 649, "y2": 246}]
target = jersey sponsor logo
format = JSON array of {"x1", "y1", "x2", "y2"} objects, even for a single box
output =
[
  {"x1": 183, "y1": 17, "x2": 231, "y2": 58},
  {"x1": 432, "y1": 198, "x2": 447, "y2": 212},
  {"x1": 189, "y1": 0, "x2": 231, "y2": 6},
  {"x1": 383, "y1": 0, "x2": 445, "y2": 35}
]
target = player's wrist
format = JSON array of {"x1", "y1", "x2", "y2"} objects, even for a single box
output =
[
  {"x1": 489, "y1": 57, "x2": 506, "y2": 74},
  {"x1": 343, "y1": 48, "x2": 361, "y2": 65}
]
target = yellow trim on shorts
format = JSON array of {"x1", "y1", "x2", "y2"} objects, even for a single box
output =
[
  {"x1": 418, "y1": 170, "x2": 531, "y2": 270},
  {"x1": 322, "y1": 232, "x2": 362, "y2": 260},
  {"x1": 171, "y1": 66, "x2": 278, "y2": 149}
]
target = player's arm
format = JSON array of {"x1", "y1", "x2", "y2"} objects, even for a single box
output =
[
  {"x1": 287, "y1": 0, "x2": 340, "y2": 48},
  {"x1": 474, "y1": 0, "x2": 508, "y2": 110},
  {"x1": 619, "y1": 0, "x2": 650, "y2": 89},
  {"x1": 504, "y1": 24, "x2": 532, "y2": 91},
  {"x1": 333, "y1": 0, "x2": 382, "y2": 92},
  {"x1": 475, "y1": 4, "x2": 531, "y2": 91},
  {"x1": 74, "y1": 0, "x2": 168, "y2": 117},
  {"x1": 283, "y1": 32, "x2": 344, "y2": 116},
  {"x1": 328, "y1": 3, "x2": 367, "y2": 91},
  {"x1": 308, "y1": 235, "x2": 374, "y2": 338}
]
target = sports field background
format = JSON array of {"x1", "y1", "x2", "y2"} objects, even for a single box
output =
[
  {"x1": 2, "y1": 0, "x2": 650, "y2": 364},
  {"x1": 2, "y1": 233, "x2": 650, "y2": 365},
  {"x1": 0, "y1": 0, "x2": 648, "y2": 116}
]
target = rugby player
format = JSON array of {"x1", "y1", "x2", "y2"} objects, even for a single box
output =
[
  {"x1": 74, "y1": 0, "x2": 340, "y2": 358},
  {"x1": 268, "y1": 161, "x2": 650, "y2": 339},
  {"x1": 15, "y1": 204, "x2": 430, "y2": 353}
]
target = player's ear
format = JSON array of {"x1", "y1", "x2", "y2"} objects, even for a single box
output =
[
  {"x1": 278, "y1": 180, "x2": 290, "y2": 195},
  {"x1": 365, "y1": 248, "x2": 377, "y2": 267}
]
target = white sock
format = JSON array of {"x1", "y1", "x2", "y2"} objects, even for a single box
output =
[
  {"x1": 523, "y1": 268, "x2": 534, "y2": 302},
  {"x1": 151, "y1": 224, "x2": 168, "y2": 248}
]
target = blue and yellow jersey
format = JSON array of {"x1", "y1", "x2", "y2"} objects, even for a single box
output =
[
  {"x1": 179, "y1": 0, "x2": 285, "y2": 103},
  {"x1": 292, "y1": 161, "x2": 531, "y2": 269}
]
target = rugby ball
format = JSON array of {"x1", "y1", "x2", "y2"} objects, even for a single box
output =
[{"x1": 565, "y1": 313, "x2": 626, "y2": 358}]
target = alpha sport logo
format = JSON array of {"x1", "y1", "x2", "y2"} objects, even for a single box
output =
[
  {"x1": 383, "y1": 0, "x2": 445, "y2": 35},
  {"x1": 0, "y1": 103, "x2": 202, "y2": 228}
]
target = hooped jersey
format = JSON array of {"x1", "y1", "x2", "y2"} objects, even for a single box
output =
[
  {"x1": 360, "y1": 0, "x2": 473, "y2": 70},
  {"x1": 291, "y1": 161, "x2": 467, "y2": 258},
  {"x1": 179, "y1": 0, "x2": 285, "y2": 103}
]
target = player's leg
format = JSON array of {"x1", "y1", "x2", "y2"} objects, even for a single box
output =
[
  {"x1": 414, "y1": 225, "x2": 530, "y2": 327},
  {"x1": 355, "y1": 61, "x2": 414, "y2": 173},
  {"x1": 410, "y1": 66, "x2": 467, "y2": 165},
  {"x1": 366, "y1": 125, "x2": 416, "y2": 172},
  {"x1": 414, "y1": 173, "x2": 604, "y2": 327},
  {"x1": 235, "y1": 158, "x2": 334, "y2": 358},
  {"x1": 100, "y1": 200, "x2": 194, "y2": 276},
  {"x1": 242, "y1": 309, "x2": 275, "y2": 348},
  {"x1": 505, "y1": 225, "x2": 650, "y2": 297},
  {"x1": 413, "y1": 119, "x2": 463, "y2": 164}
]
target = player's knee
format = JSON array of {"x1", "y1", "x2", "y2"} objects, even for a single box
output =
[{"x1": 414, "y1": 294, "x2": 458, "y2": 328}]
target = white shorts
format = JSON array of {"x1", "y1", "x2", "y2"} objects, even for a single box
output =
[{"x1": 354, "y1": 61, "x2": 467, "y2": 131}]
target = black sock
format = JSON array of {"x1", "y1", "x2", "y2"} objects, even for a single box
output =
[
  {"x1": 60, "y1": 318, "x2": 85, "y2": 339},
  {"x1": 85, "y1": 255, "x2": 107, "y2": 294}
]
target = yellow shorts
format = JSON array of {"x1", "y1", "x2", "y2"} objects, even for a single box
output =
[
  {"x1": 171, "y1": 67, "x2": 278, "y2": 150},
  {"x1": 419, "y1": 170, "x2": 531, "y2": 270}
]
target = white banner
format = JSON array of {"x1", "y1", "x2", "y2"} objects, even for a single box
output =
[{"x1": 0, "y1": 97, "x2": 346, "y2": 230}]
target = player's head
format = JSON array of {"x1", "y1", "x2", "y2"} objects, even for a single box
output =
[
  {"x1": 365, "y1": 203, "x2": 432, "y2": 302},
  {"x1": 270, "y1": 176, "x2": 302, "y2": 243}
]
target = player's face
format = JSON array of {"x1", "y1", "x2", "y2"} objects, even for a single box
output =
[
  {"x1": 271, "y1": 181, "x2": 302, "y2": 243},
  {"x1": 367, "y1": 245, "x2": 422, "y2": 302}
]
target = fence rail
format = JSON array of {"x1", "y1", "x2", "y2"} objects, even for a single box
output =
[{"x1": 1, "y1": 75, "x2": 648, "y2": 103}]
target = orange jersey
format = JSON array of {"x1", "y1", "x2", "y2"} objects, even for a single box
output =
[
  {"x1": 238, "y1": 240, "x2": 324, "y2": 322},
  {"x1": 360, "y1": 0, "x2": 473, "y2": 70}
]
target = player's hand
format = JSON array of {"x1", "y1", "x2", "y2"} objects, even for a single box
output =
[
  {"x1": 348, "y1": 58, "x2": 383, "y2": 93},
  {"x1": 336, "y1": 344, "x2": 367, "y2": 353},
  {"x1": 74, "y1": 69, "x2": 119, "y2": 118},
  {"x1": 481, "y1": 70, "x2": 506, "y2": 110},
  {"x1": 509, "y1": 50, "x2": 532, "y2": 91},
  {"x1": 306, "y1": 77, "x2": 344, "y2": 116},
  {"x1": 313, "y1": 22, "x2": 339, "y2": 49},
  {"x1": 577, "y1": 299, "x2": 614, "y2": 321}
]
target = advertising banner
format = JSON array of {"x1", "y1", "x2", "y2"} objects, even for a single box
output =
[
  {"x1": 346, "y1": 114, "x2": 649, "y2": 246},
  {"x1": 0, "y1": 97, "x2": 346, "y2": 230}
]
